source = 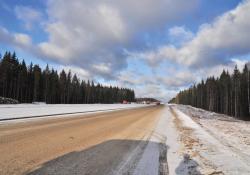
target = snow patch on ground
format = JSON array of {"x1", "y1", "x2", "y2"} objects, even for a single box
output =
[
  {"x1": 177, "y1": 105, "x2": 250, "y2": 162},
  {"x1": 174, "y1": 109, "x2": 200, "y2": 130},
  {"x1": 158, "y1": 107, "x2": 183, "y2": 175},
  {"x1": 173, "y1": 104, "x2": 250, "y2": 175},
  {"x1": 132, "y1": 142, "x2": 160, "y2": 175},
  {"x1": 134, "y1": 106, "x2": 185, "y2": 175}
]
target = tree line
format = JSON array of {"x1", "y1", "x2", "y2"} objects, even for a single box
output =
[
  {"x1": 0, "y1": 52, "x2": 135, "y2": 104},
  {"x1": 169, "y1": 64, "x2": 250, "y2": 120}
]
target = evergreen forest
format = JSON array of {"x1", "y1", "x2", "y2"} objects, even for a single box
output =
[
  {"x1": 169, "y1": 64, "x2": 250, "y2": 120},
  {"x1": 0, "y1": 52, "x2": 135, "y2": 104}
]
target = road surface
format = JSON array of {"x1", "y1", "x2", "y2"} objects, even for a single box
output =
[
  {"x1": 0, "y1": 105, "x2": 166, "y2": 175},
  {"x1": 2, "y1": 104, "x2": 248, "y2": 175}
]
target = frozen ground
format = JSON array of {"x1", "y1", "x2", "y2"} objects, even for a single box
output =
[
  {"x1": 133, "y1": 106, "x2": 193, "y2": 175},
  {"x1": 172, "y1": 104, "x2": 250, "y2": 175},
  {"x1": 177, "y1": 105, "x2": 250, "y2": 162},
  {"x1": 0, "y1": 103, "x2": 149, "y2": 121}
]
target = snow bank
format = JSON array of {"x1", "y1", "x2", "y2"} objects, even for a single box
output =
[
  {"x1": 176, "y1": 105, "x2": 250, "y2": 159},
  {"x1": 157, "y1": 107, "x2": 183, "y2": 175},
  {"x1": 0, "y1": 103, "x2": 150, "y2": 121},
  {"x1": 173, "y1": 105, "x2": 250, "y2": 174},
  {"x1": 0, "y1": 96, "x2": 19, "y2": 104}
]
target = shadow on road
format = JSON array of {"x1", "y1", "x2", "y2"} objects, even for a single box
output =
[
  {"x1": 175, "y1": 154, "x2": 201, "y2": 175},
  {"x1": 27, "y1": 139, "x2": 168, "y2": 175}
]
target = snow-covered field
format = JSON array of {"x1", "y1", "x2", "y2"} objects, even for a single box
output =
[{"x1": 0, "y1": 103, "x2": 150, "y2": 121}]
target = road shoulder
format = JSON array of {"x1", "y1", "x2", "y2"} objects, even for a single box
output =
[{"x1": 170, "y1": 104, "x2": 250, "y2": 175}]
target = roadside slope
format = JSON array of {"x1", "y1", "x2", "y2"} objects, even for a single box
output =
[{"x1": 169, "y1": 104, "x2": 250, "y2": 174}]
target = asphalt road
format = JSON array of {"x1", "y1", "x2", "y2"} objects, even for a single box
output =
[{"x1": 0, "y1": 105, "x2": 165, "y2": 175}]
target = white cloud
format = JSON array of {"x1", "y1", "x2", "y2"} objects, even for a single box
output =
[
  {"x1": 198, "y1": 58, "x2": 249, "y2": 80},
  {"x1": 0, "y1": 27, "x2": 33, "y2": 50},
  {"x1": 92, "y1": 63, "x2": 112, "y2": 76},
  {"x1": 15, "y1": 6, "x2": 43, "y2": 30},
  {"x1": 115, "y1": 66, "x2": 191, "y2": 101},
  {"x1": 58, "y1": 65, "x2": 91, "y2": 81},
  {"x1": 138, "y1": 0, "x2": 250, "y2": 68},
  {"x1": 168, "y1": 26, "x2": 194, "y2": 46},
  {"x1": 1, "y1": 0, "x2": 198, "y2": 80},
  {"x1": 36, "y1": 0, "x2": 198, "y2": 78},
  {"x1": 159, "y1": 70, "x2": 196, "y2": 88},
  {"x1": 14, "y1": 33, "x2": 32, "y2": 47}
]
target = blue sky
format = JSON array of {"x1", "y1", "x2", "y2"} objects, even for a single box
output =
[{"x1": 1, "y1": 0, "x2": 250, "y2": 101}]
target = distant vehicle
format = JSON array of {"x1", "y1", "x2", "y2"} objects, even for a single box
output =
[
  {"x1": 32, "y1": 102, "x2": 46, "y2": 105},
  {"x1": 123, "y1": 100, "x2": 128, "y2": 104}
]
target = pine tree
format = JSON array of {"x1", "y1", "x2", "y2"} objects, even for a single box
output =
[{"x1": 59, "y1": 69, "x2": 67, "y2": 104}]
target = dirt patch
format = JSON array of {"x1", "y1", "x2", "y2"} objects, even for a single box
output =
[
  {"x1": 170, "y1": 107, "x2": 199, "y2": 153},
  {"x1": 169, "y1": 106, "x2": 224, "y2": 175}
]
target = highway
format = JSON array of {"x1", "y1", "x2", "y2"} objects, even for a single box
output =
[{"x1": 0, "y1": 105, "x2": 166, "y2": 175}]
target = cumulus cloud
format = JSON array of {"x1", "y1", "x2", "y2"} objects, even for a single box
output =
[
  {"x1": 2, "y1": 0, "x2": 198, "y2": 80},
  {"x1": 0, "y1": 27, "x2": 32, "y2": 49},
  {"x1": 198, "y1": 58, "x2": 249, "y2": 79},
  {"x1": 36, "y1": 0, "x2": 198, "y2": 78},
  {"x1": 14, "y1": 33, "x2": 32, "y2": 47},
  {"x1": 115, "y1": 66, "x2": 193, "y2": 101},
  {"x1": 118, "y1": 65, "x2": 196, "y2": 90},
  {"x1": 159, "y1": 70, "x2": 196, "y2": 89},
  {"x1": 118, "y1": 70, "x2": 156, "y2": 86},
  {"x1": 138, "y1": 0, "x2": 250, "y2": 68}
]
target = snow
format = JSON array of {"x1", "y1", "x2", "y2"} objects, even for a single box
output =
[
  {"x1": 174, "y1": 104, "x2": 250, "y2": 174},
  {"x1": 132, "y1": 142, "x2": 160, "y2": 175},
  {"x1": 133, "y1": 106, "x2": 183, "y2": 175},
  {"x1": 0, "y1": 103, "x2": 150, "y2": 121},
  {"x1": 177, "y1": 105, "x2": 250, "y2": 159},
  {"x1": 158, "y1": 106, "x2": 183, "y2": 175},
  {"x1": 174, "y1": 108, "x2": 200, "y2": 130}
]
